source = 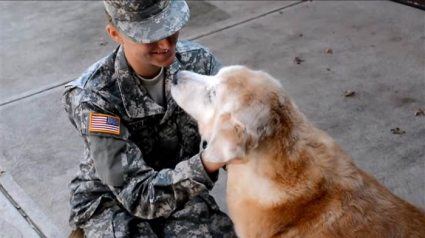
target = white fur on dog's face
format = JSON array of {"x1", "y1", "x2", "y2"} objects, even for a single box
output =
[
  {"x1": 171, "y1": 66, "x2": 283, "y2": 163},
  {"x1": 171, "y1": 71, "x2": 219, "y2": 127}
]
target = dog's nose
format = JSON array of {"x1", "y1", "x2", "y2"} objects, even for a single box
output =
[
  {"x1": 174, "y1": 71, "x2": 187, "y2": 85},
  {"x1": 174, "y1": 71, "x2": 190, "y2": 85}
]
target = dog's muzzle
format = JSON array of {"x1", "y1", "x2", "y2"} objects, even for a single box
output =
[{"x1": 174, "y1": 70, "x2": 193, "y2": 85}]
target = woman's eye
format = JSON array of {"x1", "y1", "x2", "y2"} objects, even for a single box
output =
[{"x1": 201, "y1": 140, "x2": 208, "y2": 149}]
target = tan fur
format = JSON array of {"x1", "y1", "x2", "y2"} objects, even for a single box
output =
[{"x1": 187, "y1": 66, "x2": 425, "y2": 238}]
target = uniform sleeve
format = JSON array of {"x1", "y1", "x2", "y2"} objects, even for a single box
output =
[
  {"x1": 64, "y1": 95, "x2": 216, "y2": 220},
  {"x1": 210, "y1": 54, "x2": 223, "y2": 75},
  {"x1": 207, "y1": 51, "x2": 223, "y2": 76}
]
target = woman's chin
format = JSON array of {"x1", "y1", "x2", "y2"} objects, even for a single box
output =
[
  {"x1": 152, "y1": 50, "x2": 175, "y2": 67},
  {"x1": 155, "y1": 57, "x2": 175, "y2": 67}
]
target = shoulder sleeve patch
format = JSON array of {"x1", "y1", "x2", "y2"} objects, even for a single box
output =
[{"x1": 88, "y1": 112, "x2": 121, "y2": 135}]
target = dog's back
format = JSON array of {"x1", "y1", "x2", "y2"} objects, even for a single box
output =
[{"x1": 227, "y1": 127, "x2": 425, "y2": 238}]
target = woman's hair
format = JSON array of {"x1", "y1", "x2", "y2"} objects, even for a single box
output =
[{"x1": 105, "y1": 9, "x2": 115, "y2": 26}]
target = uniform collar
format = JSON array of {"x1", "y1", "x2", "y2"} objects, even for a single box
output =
[{"x1": 115, "y1": 45, "x2": 183, "y2": 121}]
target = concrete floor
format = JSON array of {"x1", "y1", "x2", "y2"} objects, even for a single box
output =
[{"x1": 0, "y1": 1, "x2": 424, "y2": 237}]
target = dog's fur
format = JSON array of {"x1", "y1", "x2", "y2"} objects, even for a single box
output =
[{"x1": 171, "y1": 66, "x2": 425, "y2": 238}]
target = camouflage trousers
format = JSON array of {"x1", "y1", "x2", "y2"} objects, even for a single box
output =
[{"x1": 82, "y1": 195, "x2": 237, "y2": 238}]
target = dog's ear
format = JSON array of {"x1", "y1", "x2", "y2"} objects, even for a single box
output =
[
  {"x1": 231, "y1": 115, "x2": 260, "y2": 154},
  {"x1": 202, "y1": 112, "x2": 257, "y2": 163},
  {"x1": 232, "y1": 101, "x2": 273, "y2": 145}
]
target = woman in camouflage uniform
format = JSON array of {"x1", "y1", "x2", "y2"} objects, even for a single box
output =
[{"x1": 63, "y1": 1, "x2": 236, "y2": 237}]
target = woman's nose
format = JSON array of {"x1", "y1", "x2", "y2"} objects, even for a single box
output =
[{"x1": 157, "y1": 36, "x2": 172, "y2": 49}]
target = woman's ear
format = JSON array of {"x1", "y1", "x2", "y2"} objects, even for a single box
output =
[{"x1": 106, "y1": 25, "x2": 124, "y2": 44}]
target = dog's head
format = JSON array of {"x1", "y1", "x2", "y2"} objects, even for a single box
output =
[{"x1": 171, "y1": 65, "x2": 297, "y2": 163}]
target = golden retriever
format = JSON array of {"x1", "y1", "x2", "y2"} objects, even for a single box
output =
[{"x1": 171, "y1": 65, "x2": 425, "y2": 238}]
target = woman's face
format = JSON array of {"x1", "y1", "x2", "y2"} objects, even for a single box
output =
[{"x1": 121, "y1": 31, "x2": 180, "y2": 68}]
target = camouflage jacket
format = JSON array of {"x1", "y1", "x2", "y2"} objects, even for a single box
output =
[{"x1": 63, "y1": 40, "x2": 222, "y2": 227}]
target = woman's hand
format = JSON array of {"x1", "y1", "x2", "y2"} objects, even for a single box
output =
[
  {"x1": 201, "y1": 152, "x2": 248, "y2": 174},
  {"x1": 200, "y1": 153, "x2": 227, "y2": 174}
]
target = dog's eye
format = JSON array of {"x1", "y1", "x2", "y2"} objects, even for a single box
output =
[
  {"x1": 201, "y1": 140, "x2": 208, "y2": 149},
  {"x1": 206, "y1": 86, "x2": 217, "y2": 102},
  {"x1": 209, "y1": 88, "x2": 216, "y2": 98}
]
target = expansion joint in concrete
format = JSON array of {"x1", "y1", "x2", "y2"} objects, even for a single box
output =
[
  {"x1": 188, "y1": 1, "x2": 305, "y2": 41},
  {"x1": 0, "y1": 182, "x2": 47, "y2": 238},
  {"x1": 0, "y1": 1, "x2": 305, "y2": 108}
]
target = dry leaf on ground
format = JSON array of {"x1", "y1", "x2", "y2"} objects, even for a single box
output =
[
  {"x1": 414, "y1": 109, "x2": 425, "y2": 116},
  {"x1": 294, "y1": 57, "x2": 304, "y2": 65},
  {"x1": 391, "y1": 127, "x2": 405, "y2": 135},
  {"x1": 343, "y1": 90, "x2": 355, "y2": 97}
]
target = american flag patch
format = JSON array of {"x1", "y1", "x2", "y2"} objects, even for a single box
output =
[{"x1": 88, "y1": 113, "x2": 121, "y2": 135}]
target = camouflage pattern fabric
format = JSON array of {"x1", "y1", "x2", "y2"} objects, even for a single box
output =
[
  {"x1": 62, "y1": 40, "x2": 236, "y2": 237},
  {"x1": 104, "y1": 0, "x2": 190, "y2": 43}
]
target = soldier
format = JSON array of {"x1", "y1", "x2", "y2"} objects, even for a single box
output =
[{"x1": 63, "y1": 0, "x2": 237, "y2": 237}]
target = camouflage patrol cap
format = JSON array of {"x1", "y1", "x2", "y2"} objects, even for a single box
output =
[{"x1": 104, "y1": 0, "x2": 190, "y2": 43}]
